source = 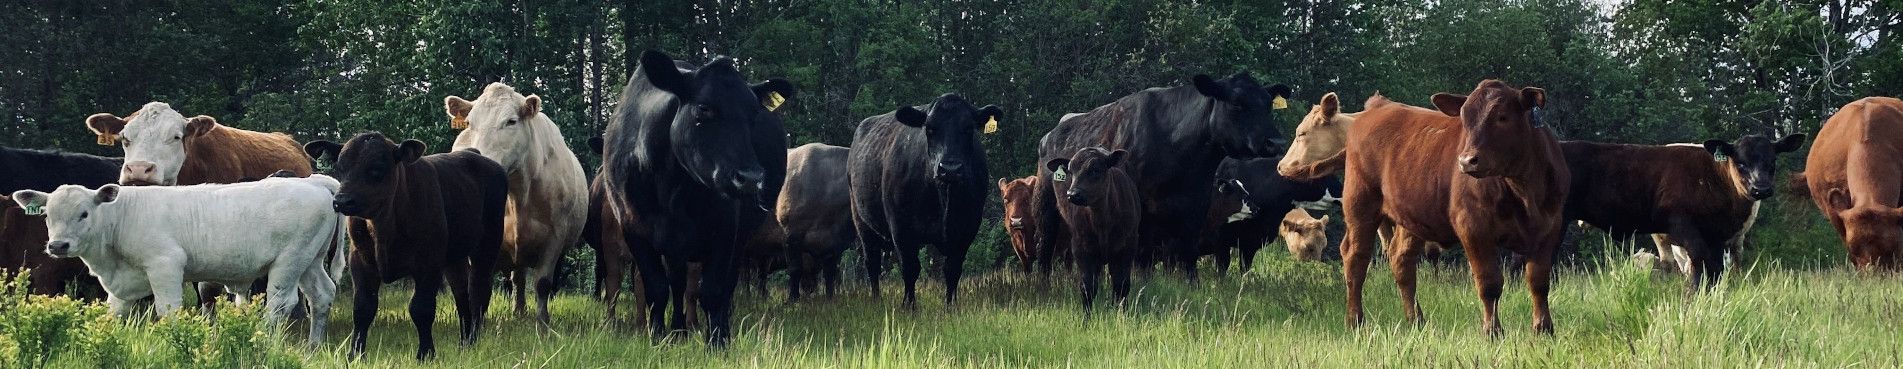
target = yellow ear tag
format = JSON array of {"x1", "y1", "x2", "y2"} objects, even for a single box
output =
[
  {"x1": 983, "y1": 116, "x2": 999, "y2": 134},
  {"x1": 451, "y1": 117, "x2": 469, "y2": 130},
  {"x1": 1272, "y1": 96, "x2": 1289, "y2": 110},
  {"x1": 765, "y1": 91, "x2": 787, "y2": 112},
  {"x1": 96, "y1": 134, "x2": 117, "y2": 146}
]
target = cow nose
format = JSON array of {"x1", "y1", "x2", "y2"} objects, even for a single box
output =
[
  {"x1": 732, "y1": 169, "x2": 765, "y2": 194},
  {"x1": 332, "y1": 194, "x2": 357, "y2": 212},
  {"x1": 45, "y1": 241, "x2": 71, "y2": 256},
  {"x1": 1749, "y1": 187, "x2": 1773, "y2": 200},
  {"x1": 124, "y1": 162, "x2": 156, "y2": 175},
  {"x1": 1065, "y1": 189, "x2": 1088, "y2": 205},
  {"x1": 1457, "y1": 155, "x2": 1484, "y2": 174},
  {"x1": 936, "y1": 162, "x2": 964, "y2": 181}
]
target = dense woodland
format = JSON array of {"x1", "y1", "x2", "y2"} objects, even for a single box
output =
[{"x1": 5, "y1": 0, "x2": 1898, "y2": 178}]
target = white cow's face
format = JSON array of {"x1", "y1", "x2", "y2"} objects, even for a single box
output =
[
  {"x1": 11, "y1": 185, "x2": 119, "y2": 258},
  {"x1": 448, "y1": 82, "x2": 542, "y2": 170},
  {"x1": 86, "y1": 102, "x2": 216, "y2": 186}
]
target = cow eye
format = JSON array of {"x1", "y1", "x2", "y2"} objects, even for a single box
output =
[
  {"x1": 506, "y1": 118, "x2": 519, "y2": 126},
  {"x1": 173, "y1": 135, "x2": 182, "y2": 141},
  {"x1": 79, "y1": 212, "x2": 88, "y2": 220},
  {"x1": 696, "y1": 105, "x2": 717, "y2": 121}
]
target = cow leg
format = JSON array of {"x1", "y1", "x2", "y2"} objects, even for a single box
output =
[
  {"x1": 1460, "y1": 240, "x2": 1506, "y2": 338},
  {"x1": 1214, "y1": 247, "x2": 1232, "y2": 276},
  {"x1": 784, "y1": 236, "x2": 805, "y2": 302},
  {"x1": 261, "y1": 266, "x2": 304, "y2": 325},
  {"x1": 297, "y1": 263, "x2": 337, "y2": 347},
  {"x1": 1388, "y1": 232, "x2": 1427, "y2": 326},
  {"x1": 665, "y1": 257, "x2": 691, "y2": 332},
  {"x1": 601, "y1": 225, "x2": 630, "y2": 324},
  {"x1": 1524, "y1": 239, "x2": 1558, "y2": 335},
  {"x1": 630, "y1": 244, "x2": 671, "y2": 340},
  {"x1": 698, "y1": 243, "x2": 740, "y2": 347},
  {"x1": 1109, "y1": 252, "x2": 1133, "y2": 306},
  {"x1": 512, "y1": 268, "x2": 529, "y2": 317},
  {"x1": 1079, "y1": 252, "x2": 1101, "y2": 317},
  {"x1": 1033, "y1": 181, "x2": 1061, "y2": 277},
  {"x1": 942, "y1": 241, "x2": 970, "y2": 307},
  {"x1": 1667, "y1": 218, "x2": 1712, "y2": 294},
  {"x1": 897, "y1": 242, "x2": 923, "y2": 310},
  {"x1": 823, "y1": 253, "x2": 842, "y2": 298},
  {"x1": 1339, "y1": 195, "x2": 1381, "y2": 328},
  {"x1": 347, "y1": 259, "x2": 380, "y2": 360},
  {"x1": 534, "y1": 265, "x2": 557, "y2": 329},
  {"x1": 443, "y1": 261, "x2": 477, "y2": 345},
  {"x1": 1240, "y1": 235, "x2": 1264, "y2": 273},
  {"x1": 409, "y1": 270, "x2": 444, "y2": 360},
  {"x1": 145, "y1": 263, "x2": 186, "y2": 317},
  {"x1": 860, "y1": 228, "x2": 888, "y2": 298},
  {"x1": 195, "y1": 282, "x2": 224, "y2": 315}
]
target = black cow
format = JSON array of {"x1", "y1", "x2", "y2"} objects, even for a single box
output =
[
  {"x1": 600, "y1": 50, "x2": 794, "y2": 346},
  {"x1": 1205, "y1": 157, "x2": 1340, "y2": 272},
  {"x1": 848, "y1": 93, "x2": 1001, "y2": 308},
  {"x1": 778, "y1": 143, "x2": 853, "y2": 301},
  {"x1": 305, "y1": 134, "x2": 509, "y2": 360},
  {"x1": 1034, "y1": 73, "x2": 1292, "y2": 283},
  {"x1": 0, "y1": 147, "x2": 118, "y2": 297}
]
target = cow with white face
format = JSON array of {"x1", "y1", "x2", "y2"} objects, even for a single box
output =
[
  {"x1": 86, "y1": 103, "x2": 200, "y2": 186},
  {"x1": 10, "y1": 176, "x2": 347, "y2": 346},
  {"x1": 445, "y1": 82, "x2": 588, "y2": 327}
]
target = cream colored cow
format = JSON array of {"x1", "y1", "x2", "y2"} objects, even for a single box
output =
[{"x1": 446, "y1": 82, "x2": 588, "y2": 327}]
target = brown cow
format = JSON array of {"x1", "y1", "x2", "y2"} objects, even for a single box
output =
[
  {"x1": 1562, "y1": 135, "x2": 1804, "y2": 291},
  {"x1": 778, "y1": 143, "x2": 854, "y2": 301},
  {"x1": 1807, "y1": 97, "x2": 1903, "y2": 269},
  {"x1": 1339, "y1": 80, "x2": 1569, "y2": 336},
  {"x1": 1046, "y1": 147, "x2": 1140, "y2": 312},
  {"x1": 997, "y1": 176, "x2": 1040, "y2": 272},
  {"x1": 0, "y1": 195, "x2": 100, "y2": 296},
  {"x1": 1280, "y1": 208, "x2": 1328, "y2": 261}
]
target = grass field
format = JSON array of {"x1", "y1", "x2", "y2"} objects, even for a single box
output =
[{"x1": 7, "y1": 196, "x2": 1901, "y2": 368}]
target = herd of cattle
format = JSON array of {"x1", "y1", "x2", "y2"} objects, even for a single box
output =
[{"x1": 4, "y1": 49, "x2": 1901, "y2": 359}]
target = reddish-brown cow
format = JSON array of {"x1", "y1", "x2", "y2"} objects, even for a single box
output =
[
  {"x1": 1808, "y1": 97, "x2": 1903, "y2": 269},
  {"x1": 1339, "y1": 80, "x2": 1569, "y2": 336},
  {"x1": 997, "y1": 176, "x2": 1040, "y2": 272}
]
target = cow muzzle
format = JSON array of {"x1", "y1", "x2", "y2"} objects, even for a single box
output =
[
  {"x1": 1748, "y1": 185, "x2": 1774, "y2": 200},
  {"x1": 44, "y1": 240, "x2": 74, "y2": 258},
  {"x1": 332, "y1": 194, "x2": 365, "y2": 215},
  {"x1": 1065, "y1": 189, "x2": 1089, "y2": 205},
  {"x1": 730, "y1": 169, "x2": 765, "y2": 195},
  {"x1": 120, "y1": 161, "x2": 166, "y2": 186},
  {"x1": 936, "y1": 162, "x2": 964, "y2": 182},
  {"x1": 1457, "y1": 154, "x2": 1494, "y2": 177}
]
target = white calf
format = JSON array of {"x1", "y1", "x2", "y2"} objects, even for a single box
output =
[{"x1": 11, "y1": 175, "x2": 347, "y2": 345}]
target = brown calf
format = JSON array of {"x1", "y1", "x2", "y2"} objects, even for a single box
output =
[
  {"x1": 1807, "y1": 97, "x2": 1903, "y2": 269},
  {"x1": 1046, "y1": 148, "x2": 1140, "y2": 312},
  {"x1": 998, "y1": 176, "x2": 1040, "y2": 272},
  {"x1": 1339, "y1": 80, "x2": 1569, "y2": 336},
  {"x1": 1279, "y1": 209, "x2": 1328, "y2": 261}
]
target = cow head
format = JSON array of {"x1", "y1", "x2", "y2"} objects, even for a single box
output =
[
  {"x1": 998, "y1": 176, "x2": 1039, "y2": 253},
  {"x1": 303, "y1": 133, "x2": 425, "y2": 218},
  {"x1": 1827, "y1": 189, "x2": 1902, "y2": 270},
  {"x1": 447, "y1": 82, "x2": 545, "y2": 170},
  {"x1": 1280, "y1": 209, "x2": 1329, "y2": 261},
  {"x1": 85, "y1": 102, "x2": 219, "y2": 186},
  {"x1": 1193, "y1": 73, "x2": 1292, "y2": 159},
  {"x1": 895, "y1": 94, "x2": 1001, "y2": 184},
  {"x1": 1431, "y1": 80, "x2": 1547, "y2": 178},
  {"x1": 1277, "y1": 92, "x2": 1353, "y2": 180},
  {"x1": 1045, "y1": 148, "x2": 1127, "y2": 206},
  {"x1": 11, "y1": 185, "x2": 121, "y2": 258},
  {"x1": 1703, "y1": 133, "x2": 1805, "y2": 200},
  {"x1": 639, "y1": 50, "x2": 795, "y2": 200}
]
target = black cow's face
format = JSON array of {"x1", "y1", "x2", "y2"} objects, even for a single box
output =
[
  {"x1": 304, "y1": 133, "x2": 424, "y2": 217},
  {"x1": 640, "y1": 51, "x2": 795, "y2": 203},
  {"x1": 897, "y1": 94, "x2": 1001, "y2": 184},
  {"x1": 1194, "y1": 73, "x2": 1291, "y2": 159},
  {"x1": 1705, "y1": 133, "x2": 1805, "y2": 200},
  {"x1": 1046, "y1": 148, "x2": 1126, "y2": 206}
]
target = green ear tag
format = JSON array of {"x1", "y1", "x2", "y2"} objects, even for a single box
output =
[
  {"x1": 22, "y1": 204, "x2": 42, "y2": 215},
  {"x1": 1053, "y1": 167, "x2": 1069, "y2": 182},
  {"x1": 1714, "y1": 153, "x2": 1729, "y2": 162}
]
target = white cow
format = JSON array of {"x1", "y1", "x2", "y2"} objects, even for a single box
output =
[
  {"x1": 445, "y1": 82, "x2": 587, "y2": 326},
  {"x1": 10, "y1": 175, "x2": 347, "y2": 345}
]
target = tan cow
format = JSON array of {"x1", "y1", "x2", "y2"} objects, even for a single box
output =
[
  {"x1": 1279, "y1": 209, "x2": 1329, "y2": 261},
  {"x1": 446, "y1": 82, "x2": 588, "y2": 326},
  {"x1": 1276, "y1": 92, "x2": 1361, "y2": 181}
]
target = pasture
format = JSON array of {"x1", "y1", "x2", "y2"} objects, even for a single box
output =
[{"x1": 3, "y1": 197, "x2": 1898, "y2": 368}]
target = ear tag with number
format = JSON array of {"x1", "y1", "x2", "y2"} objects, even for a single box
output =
[
  {"x1": 96, "y1": 134, "x2": 117, "y2": 146},
  {"x1": 1272, "y1": 96, "x2": 1289, "y2": 110},
  {"x1": 1053, "y1": 167, "x2": 1068, "y2": 182},
  {"x1": 765, "y1": 91, "x2": 787, "y2": 112},
  {"x1": 983, "y1": 116, "x2": 999, "y2": 134},
  {"x1": 1713, "y1": 153, "x2": 1729, "y2": 162},
  {"x1": 23, "y1": 204, "x2": 42, "y2": 215}
]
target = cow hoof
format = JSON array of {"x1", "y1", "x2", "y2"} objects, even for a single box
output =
[{"x1": 1533, "y1": 321, "x2": 1554, "y2": 335}]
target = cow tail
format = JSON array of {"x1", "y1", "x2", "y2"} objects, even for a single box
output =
[{"x1": 328, "y1": 214, "x2": 349, "y2": 284}]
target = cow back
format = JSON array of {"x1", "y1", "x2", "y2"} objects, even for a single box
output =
[{"x1": 178, "y1": 127, "x2": 313, "y2": 185}]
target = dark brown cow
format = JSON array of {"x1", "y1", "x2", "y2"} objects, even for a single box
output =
[
  {"x1": 1808, "y1": 97, "x2": 1903, "y2": 269},
  {"x1": 1339, "y1": 80, "x2": 1569, "y2": 336},
  {"x1": 305, "y1": 133, "x2": 508, "y2": 360},
  {"x1": 778, "y1": 143, "x2": 853, "y2": 301},
  {"x1": 0, "y1": 195, "x2": 99, "y2": 296},
  {"x1": 997, "y1": 176, "x2": 1040, "y2": 272},
  {"x1": 1562, "y1": 135, "x2": 1804, "y2": 291},
  {"x1": 1046, "y1": 148, "x2": 1140, "y2": 312}
]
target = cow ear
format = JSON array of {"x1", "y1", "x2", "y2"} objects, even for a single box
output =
[
  {"x1": 1319, "y1": 92, "x2": 1340, "y2": 118},
  {"x1": 1703, "y1": 140, "x2": 1737, "y2": 159},
  {"x1": 184, "y1": 115, "x2": 218, "y2": 137},
  {"x1": 9, "y1": 191, "x2": 46, "y2": 213},
  {"x1": 979, "y1": 105, "x2": 1003, "y2": 122},
  {"x1": 587, "y1": 136, "x2": 604, "y2": 155},
  {"x1": 1520, "y1": 87, "x2": 1547, "y2": 108},
  {"x1": 94, "y1": 184, "x2": 119, "y2": 204},
  {"x1": 998, "y1": 177, "x2": 1011, "y2": 191},
  {"x1": 1430, "y1": 93, "x2": 1467, "y2": 117},
  {"x1": 752, "y1": 79, "x2": 796, "y2": 112},
  {"x1": 895, "y1": 106, "x2": 927, "y2": 128},
  {"x1": 1318, "y1": 215, "x2": 1331, "y2": 224},
  {"x1": 1044, "y1": 158, "x2": 1071, "y2": 173},
  {"x1": 520, "y1": 95, "x2": 542, "y2": 119},
  {"x1": 445, "y1": 96, "x2": 474, "y2": 129},
  {"x1": 1827, "y1": 188, "x2": 1852, "y2": 210},
  {"x1": 1281, "y1": 218, "x2": 1303, "y2": 229},
  {"x1": 1267, "y1": 84, "x2": 1293, "y2": 99},
  {"x1": 1192, "y1": 75, "x2": 1231, "y2": 101},
  {"x1": 396, "y1": 140, "x2": 427, "y2": 164},
  {"x1": 85, "y1": 113, "x2": 128, "y2": 146},
  {"x1": 303, "y1": 140, "x2": 342, "y2": 163},
  {"x1": 639, "y1": 50, "x2": 691, "y2": 97},
  {"x1": 1775, "y1": 134, "x2": 1807, "y2": 153},
  {"x1": 1105, "y1": 149, "x2": 1128, "y2": 167}
]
